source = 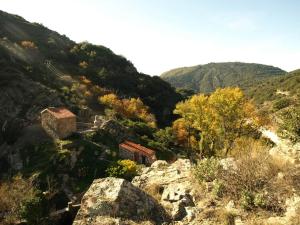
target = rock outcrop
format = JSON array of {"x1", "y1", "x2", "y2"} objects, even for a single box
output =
[
  {"x1": 73, "y1": 157, "x2": 300, "y2": 225},
  {"x1": 73, "y1": 177, "x2": 169, "y2": 225},
  {"x1": 132, "y1": 159, "x2": 197, "y2": 221},
  {"x1": 261, "y1": 128, "x2": 300, "y2": 165}
]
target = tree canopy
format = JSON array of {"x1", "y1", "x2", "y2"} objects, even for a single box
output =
[
  {"x1": 173, "y1": 87, "x2": 262, "y2": 157},
  {"x1": 99, "y1": 93, "x2": 156, "y2": 127}
]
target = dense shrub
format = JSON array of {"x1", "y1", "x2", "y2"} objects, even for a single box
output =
[
  {"x1": 220, "y1": 150, "x2": 287, "y2": 212},
  {"x1": 0, "y1": 176, "x2": 47, "y2": 225},
  {"x1": 193, "y1": 140, "x2": 297, "y2": 213},
  {"x1": 240, "y1": 190, "x2": 254, "y2": 210},
  {"x1": 106, "y1": 160, "x2": 138, "y2": 181},
  {"x1": 273, "y1": 97, "x2": 291, "y2": 110},
  {"x1": 20, "y1": 40, "x2": 37, "y2": 49},
  {"x1": 279, "y1": 107, "x2": 300, "y2": 142},
  {"x1": 194, "y1": 157, "x2": 221, "y2": 182},
  {"x1": 99, "y1": 93, "x2": 156, "y2": 127}
]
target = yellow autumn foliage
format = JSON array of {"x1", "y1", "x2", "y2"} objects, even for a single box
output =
[
  {"x1": 99, "y1": 93, "x2": 156, "y2": 127},
  {"x1": 173, "y1": 87, "x2": 262, "y2": 156}
]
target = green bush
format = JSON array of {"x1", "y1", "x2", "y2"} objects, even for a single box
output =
[
  {"x1": 20, "y1": 195, "x2": 47, "y2": 225},
  {"x1": 273, "y1": 97, "x2": 291, "y2": 110},
  {"x1": 194, "y1": 157, "x2": 221, "y2": 182},
  {"x1": 106, "y1": 160, "x2": 138, "y2": 180},
  {"x1": 121, "y1": 119, "x2": 155, "y2": 137},
  {"x1": 212, "y1": 179, "x2": 225, "y2": 198},
  {"x1": 254, "y1": 193, "x2": 266, "y2": 208},
  {"x1": 279, "y1": 107, "x2": 300, "y2": 142},
  {"x1": 0, "y1": 176, "x2": 48, "y2": 225},
  {"x1": 240, "y1": 190, "x2": 254, "y2": 210}
]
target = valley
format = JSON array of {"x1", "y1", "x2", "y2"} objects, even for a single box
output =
[{"x1": 0, "y1": 8, "x2": 300, "y2": 225}]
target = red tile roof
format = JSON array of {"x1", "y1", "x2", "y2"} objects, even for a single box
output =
[
  {"x1": 119, "y1": 141, "x2": 155, "y2": 156},
  {"x1": 42, "y1": 107, "x2": 76, "y2": 119}
]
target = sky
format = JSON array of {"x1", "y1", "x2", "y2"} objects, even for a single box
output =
[{"x1": 1, "y1": 0, "x2": 300, "y2": 75}]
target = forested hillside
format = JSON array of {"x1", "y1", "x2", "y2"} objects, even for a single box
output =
[
  {"x1": 161, "y1": 62, "x2": 286, "y2": 93},
  {"x1": 0, "y1": 10, "x2": 181, "y2": 127},
  {"x1": 245, "y1": 69, "x2": 300, "y2": 104}
]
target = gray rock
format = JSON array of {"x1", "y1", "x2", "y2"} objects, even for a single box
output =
[
  {"x1": 220, "y1": 157, "x2": 237, "y2": 171},
  {"x1": 73, "y1": 178, "x2": 169, "y2": 225},
  {"x1": 133, "y1": 159, "x2": 195, "y2": 221}
]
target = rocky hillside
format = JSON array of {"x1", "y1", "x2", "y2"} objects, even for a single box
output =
[
  {"x1": 161, "y1": 62, "x2": 286, "y2": 93},
  {"x1": 73, "y1": 150, "x2": 300, "y2": 225},
  {"x1": 0, "y1": 10, "x2": 182, "y2": 127}
]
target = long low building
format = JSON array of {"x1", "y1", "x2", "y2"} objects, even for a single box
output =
[{"x1": 119, "y1": 141, "x2": 156, "y2": 165}]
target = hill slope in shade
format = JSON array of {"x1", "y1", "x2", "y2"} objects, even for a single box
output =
[
  {"x1": 0, "y1": 10, "x2": 181, "y2": 126},
  {"x1": 161, "y1": 62, "x2": 286, "y2": 93}
]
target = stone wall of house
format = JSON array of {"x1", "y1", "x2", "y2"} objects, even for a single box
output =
[
  {"x1": 41, "y1": 111, "x2": 59, "y2": 139},
  {"x1": 57, "y1": 117, "x2": 76, "y2": 139},
  {"x1": 119, "y1": 147, "x2": 135, "y2": 161},
  {"x1": 41, "y1": 111, "x2": 76, "y2": 139}
]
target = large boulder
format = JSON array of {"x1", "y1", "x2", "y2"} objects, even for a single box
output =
[
  {"x1": 132, "y1": 159, "x2": 197, "y2": 221},
  {"x1": 73, "y1": 177, "x2": 169, "y2": 225},
  {"x1": 132, "y1": 159, "x2": 192, "y2": 189}
]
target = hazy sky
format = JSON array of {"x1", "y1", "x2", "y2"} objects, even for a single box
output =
[{"x1": 1, "y1": 0, "x2": 300, "y2": 75}]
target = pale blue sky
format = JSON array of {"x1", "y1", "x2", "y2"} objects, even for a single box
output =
[{"x1": 1, "y1": 0, "x2": 299, "y2": 75}]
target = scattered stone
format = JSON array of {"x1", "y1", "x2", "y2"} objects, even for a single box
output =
[
  {"x1": 220, "y1": 157, "x2": 237, "y2": 171},
  {"x1": 225, "y1": 200, "x2": 240, "y2": 215},
  {"x1": 267, "y1": 194, "x2": 300, "y2": 225}
]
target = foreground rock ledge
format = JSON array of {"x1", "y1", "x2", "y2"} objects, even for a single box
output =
[{"x1": 73, "y1": 177, "x2": 169, "y2": 225}]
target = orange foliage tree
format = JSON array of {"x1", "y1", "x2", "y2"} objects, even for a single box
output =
[
  {"x1": 20, "y1": 40, "x2": 37, "y2": 49},
  {"x1": 99, "y1": 93, "x2": 156, "y2": 127}
]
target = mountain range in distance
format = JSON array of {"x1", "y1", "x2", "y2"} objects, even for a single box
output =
[{"x1": 160, "y1": 62, "x2": 287, "y2": 93}]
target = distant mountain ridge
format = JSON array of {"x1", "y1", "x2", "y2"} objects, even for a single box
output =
[{"x1": 161, "y1": 62, "x2": 286, "y2": 93}]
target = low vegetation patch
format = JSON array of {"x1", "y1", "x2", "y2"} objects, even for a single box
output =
[
  {"x1": 0, "y1": 176, "x2": 47, "y2": 225},
  {"x1": 194, "y1": 140, "x2": 297, "y2": 215},
  {"x1": 106, "y1": 159, "x2": 138, "y2": 181}
]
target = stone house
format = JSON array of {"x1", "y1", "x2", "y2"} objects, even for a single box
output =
[
  {"x1": 41, "y1": 107, "x2": 76, "y2": 139},
  {"x1": 119, "y1": 141, "x2": 156, "y2": 165}
]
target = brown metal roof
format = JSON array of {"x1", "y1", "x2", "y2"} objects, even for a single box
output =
[
  {"x1": 41, "y1": 107, "x2": 76, "y2": 119},
  {"x1": 119, "y1": 141, "x2": 155, "y2": 156}
]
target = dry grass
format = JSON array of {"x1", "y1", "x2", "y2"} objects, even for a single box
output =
[
  {"x1": 194, "y1": 208, "x2": 235, "y2": 225},
  {"x1": 143, "y1": 183, "x2": 164, "y2": 202},
  {"x1": 0, "y1": 175, "x2": 38, "y2": 224},
  {"x1": 222, "y1": 150, "x2": 279, "y2": 197},
  {"x1": 220, "y1": 140, "x2": 295, "y2": 213},
  {"x1": 243, "y1": 219, "x2": 267, "y2": 225},
  {"x1": 290, "y1": 207, "x2": 300, "y2": 225},
  {"x1": 229, "y1": 137, "x2": 267, "y2": 158}
]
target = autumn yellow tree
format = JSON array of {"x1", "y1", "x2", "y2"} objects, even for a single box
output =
[
  {"x1": 99, "y1": 93, "x2": 156, "y2": 127},
  {"x1": 173, "y1": 87, "x2": 262, "y2": 157},
  {"x1": 20, "y1": 40, "x2": 37, "y2": 49}
]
